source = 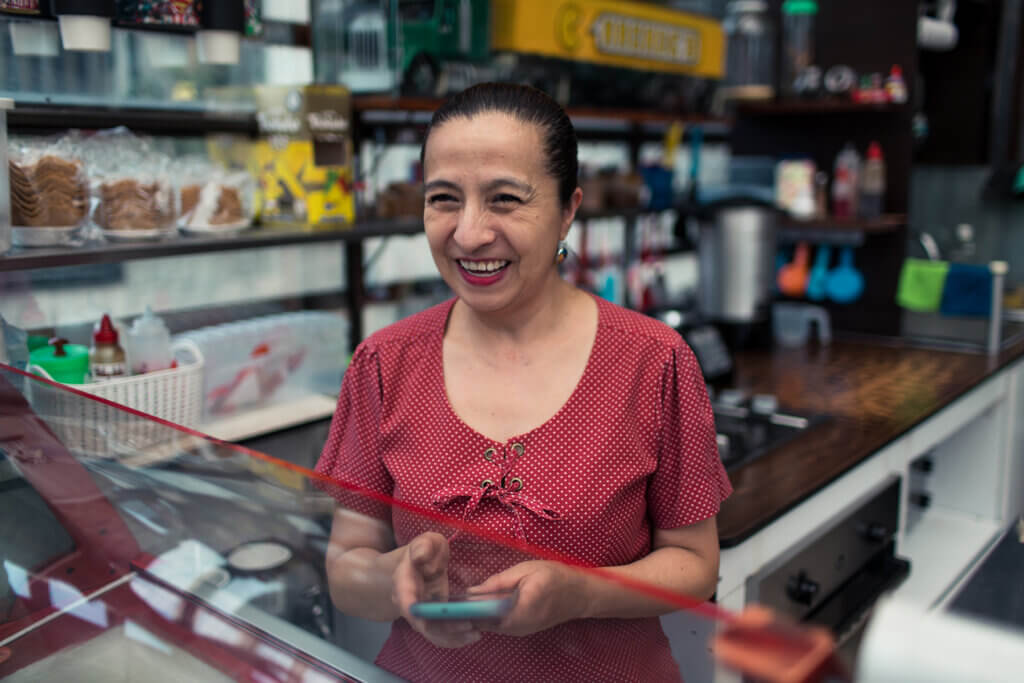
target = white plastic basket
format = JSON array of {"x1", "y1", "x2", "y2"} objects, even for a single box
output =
[{"x1": 27, "y1": 339, "x2": 204, "y2": 456}]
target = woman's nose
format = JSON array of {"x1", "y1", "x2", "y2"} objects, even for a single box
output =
[{"x1": 452, "y1": 203, "x2": 496, "y2": 252}]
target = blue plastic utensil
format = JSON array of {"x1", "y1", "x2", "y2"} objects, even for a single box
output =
[
  {"x1": 826, "y1": 247, "x2": 865, "y2": 303},
  {"x1": 806, "y1": 245, "x2": 832, "y2": 301}
]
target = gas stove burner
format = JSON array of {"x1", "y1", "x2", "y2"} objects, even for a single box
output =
[
  {"x1": 710, "y1": 391, "x2": 827, "y2": 471},
  {"x1": 227, "y1": 540, "x2": 293, "y2": 573}
]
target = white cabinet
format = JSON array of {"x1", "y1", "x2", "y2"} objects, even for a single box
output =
[{"x1": 666, "y1": 357, "x2": 1024, "y2": 682}]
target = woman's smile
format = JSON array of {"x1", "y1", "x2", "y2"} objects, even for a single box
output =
[{"x1": 456, "y1": 258, "x2": 511, "y2": 286}]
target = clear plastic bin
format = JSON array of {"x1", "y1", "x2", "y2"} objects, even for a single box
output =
[{"x1": 175, "y1": 312, "x2": 349, "y2": 420}]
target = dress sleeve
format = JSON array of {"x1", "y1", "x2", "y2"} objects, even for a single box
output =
[
  {"x1": 647, "y1": 340, "x2": 733, "y2": 529},
  {"x1": 314, "y1": 343, "x2": 393, "y2": 521}
]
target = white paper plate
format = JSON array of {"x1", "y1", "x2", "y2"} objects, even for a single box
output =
[
  {"x1": 227, "y1": 541, "x2": 292, "y2": 572},
  {"x1": 101, "y1": 227, "x2": 176, "y2": 242},
  {"x1": 12, "y1": 225, "x2": 81, "y2": 248},
  {"x1": 178, "y1": 218, "x2": 253, "y2": 237}
]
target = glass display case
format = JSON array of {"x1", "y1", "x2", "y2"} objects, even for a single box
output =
[{"x1": 0, "y1": 362, "x2": 865, "y2": 683}]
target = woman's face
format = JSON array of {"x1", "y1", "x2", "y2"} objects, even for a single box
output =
[{"x1": 422, "y1": 112, "x2": 581, "y2": 316}]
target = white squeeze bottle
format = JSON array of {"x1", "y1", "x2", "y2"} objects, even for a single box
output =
[{"x1": 126, "y1": 306, "x2": 173, "y2": 374}]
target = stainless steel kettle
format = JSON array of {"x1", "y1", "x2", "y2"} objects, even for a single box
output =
[{"x1": 695, "y1": 198, "x2": 779, "y2": 324}]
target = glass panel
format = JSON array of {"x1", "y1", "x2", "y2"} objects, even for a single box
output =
[
  {"x1": 0, "y1": 363, "x2": 844, "y2": 682},
  {"x1": 0, "y1": 18, "x2": 312, "y2": 112}
]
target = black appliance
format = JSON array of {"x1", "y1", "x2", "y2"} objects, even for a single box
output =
[
  {"x1": 708, "y1": 387, "x2": 828, "y2": 473},
  {"x1": 746, "y1": 477, "x2": 911, "y2": 665}
]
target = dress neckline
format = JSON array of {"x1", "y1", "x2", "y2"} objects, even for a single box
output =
[{"x1": 434, "y1": 293, "x2": 604, "y2": 446}]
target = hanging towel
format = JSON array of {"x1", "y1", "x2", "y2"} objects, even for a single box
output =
[
  {"x1": 896, "y1": 258, "x2": 949, "y2": 312},
  {"x1": 939, "y1": 263, "x2": 992, "y2": 317}
]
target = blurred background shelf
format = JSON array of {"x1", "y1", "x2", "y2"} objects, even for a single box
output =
[
  {"x1": 736, "y1": 100, "x2": 909, "y2": 116},
  {"x1": 777, "y1": 214, "x2": 908, "y2": 245}
]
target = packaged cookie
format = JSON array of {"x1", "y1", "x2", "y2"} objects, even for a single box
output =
[
  {"x1": 174, "y1": 155, "x2": 254, "y2": 234},
  {"x1": 8, "y1": 135, "x2": 90, "y2": 247},
  {"x1": 79, "y1": 127, "x2": 177, "y2": 240}
]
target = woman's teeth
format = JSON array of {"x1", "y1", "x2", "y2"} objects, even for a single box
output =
[{"x1": 459, "y1": 259, "x2": 509, "y2": 274}]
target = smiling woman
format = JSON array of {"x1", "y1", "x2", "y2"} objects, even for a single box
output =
[{"x1": 315, "y1": 83, "x2": 732, "y2": 683}]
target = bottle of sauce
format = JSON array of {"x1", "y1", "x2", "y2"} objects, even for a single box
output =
[
  {"x1": 831, "y1": 143, "x2": 861, "y2": 218},
  {"x1": 90, "y1": 314, "x2": 127, "y2": 381},
  {"x1": 860, "y1": 142, "x2": 886, "y2": 219}
]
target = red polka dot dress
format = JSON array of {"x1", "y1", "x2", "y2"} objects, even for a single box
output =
[{"x1": 316, "y1": 294, "x2": 732, "y2": 682}]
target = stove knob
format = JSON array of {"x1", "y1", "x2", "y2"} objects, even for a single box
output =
[
  {"x1": 786, "y1": 571, "x2": 819, "y2": 606},
  {"x1": 750, "y1": 394, "x2": 779, "y2": 417},
  {"x1": 860, "y1": 522, "x2": 889, "y2": 544},
  {"x1": 719, "y1": 389, "x2": 746, "y2": 407}
]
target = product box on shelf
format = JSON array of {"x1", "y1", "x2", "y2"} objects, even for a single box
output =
[{"x1": 248, "y1": 84, "x2": 356, "y2": 230}]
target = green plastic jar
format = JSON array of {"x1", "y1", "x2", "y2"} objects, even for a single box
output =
[{"x1": 30, "y1": 338, "x2": 90, "y2": 384}]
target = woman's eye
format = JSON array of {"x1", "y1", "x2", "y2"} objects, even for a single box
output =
[{"x1": 427, "y1": 193, "x2": 458, "y2": 206}]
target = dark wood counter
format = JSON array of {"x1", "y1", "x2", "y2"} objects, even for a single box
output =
[{"x1": 718, "y1": 338, "x2": 1024, "y2": 547}]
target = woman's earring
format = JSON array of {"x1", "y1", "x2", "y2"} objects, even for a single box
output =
[{"x1": 556, "y1": 241, "x2": 569, "y2": 265}]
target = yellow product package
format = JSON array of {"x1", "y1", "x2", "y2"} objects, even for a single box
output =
[{"x1": 252, "y1": 85, "x2": 355, "y2": 230}]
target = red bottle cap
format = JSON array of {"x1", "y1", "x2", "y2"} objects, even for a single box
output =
[
  {"x1": 93, "y1": 314, "x2": 119, "y2": 345},
  {"x1": 890, "y1": 64, "x2": 903, "y2": 77},
  {"x1": 867, "y1": 142, "x2": 884, "y2": 160}
]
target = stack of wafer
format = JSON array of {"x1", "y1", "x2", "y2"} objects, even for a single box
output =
[
  {"x1": 94, "y1": 178, "x2": 175, "y2": 230},
  {"x1": 10, "y1": 155, "x2": 88, "y2": 227}
]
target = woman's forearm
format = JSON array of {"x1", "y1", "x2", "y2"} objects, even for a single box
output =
[
  {"x1": 326, "y1": 544, "x2": 406, "y2": 622},
  {"x1": 578, "y1": 546, "x2": 719, "y2": 620}
]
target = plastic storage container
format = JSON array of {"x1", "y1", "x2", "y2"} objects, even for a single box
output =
[
  {"x1": 0, "y1": 98, "x2": 12, "y2": 255},
  {"x1": 29, "y1": 338, "x2": 90, "y2": 384},
  {"x1": 723, "y1": 1, "x2": 775, "y2": 101},
  {"x1": 781, "y1": 0, "x2": 817, "y2": 97},
  {"x1": 175, "y1": 312, "x2": 349, "y2": 420}
]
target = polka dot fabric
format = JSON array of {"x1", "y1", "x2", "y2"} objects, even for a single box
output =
[{"x1": 316, "y1": 294, "x2": 732, "y2": 682}]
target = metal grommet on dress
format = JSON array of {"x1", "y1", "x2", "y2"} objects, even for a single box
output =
[
  {"x1": 483, "y1": 447, "x2": 496, "y2": 462},
  {"x1": 511, "y1": 443, "x2": 525, "y2": 456},
  {"x1": 509, "y1": 477, "x2": 524, "y2": 492},
  {"x1": 481, "y1": 479, "x2": 493, "y2": 488}
]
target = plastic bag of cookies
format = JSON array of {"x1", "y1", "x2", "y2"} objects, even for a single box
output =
[
  {"x1": 9, "y1": 135, "x2": 90, "y2": 247},
  {"x1": 175, "y1": 155, "x2": 254, "y2": 234},
  {"x1": 79, "y1": 127, "x2": 177, "y2": 240}
]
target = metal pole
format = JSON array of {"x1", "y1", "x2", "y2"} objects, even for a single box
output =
[{"x1": 988, "y1": 260, "x2": 1008, "y2": 355}]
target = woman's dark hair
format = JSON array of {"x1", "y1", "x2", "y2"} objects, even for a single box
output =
[{"x1": 420, "y1": 83, "x2": 579, "y2": 207}]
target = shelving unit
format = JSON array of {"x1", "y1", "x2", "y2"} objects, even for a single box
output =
[
  {"x1": 777, "y1": 214, "x2": 908, "y2": 245},
  {"x1": 736, "y1": 100, "x2": 908, "y2": 116},
  {"x1": 896, "y1": 508, "x2": 1003, "y2": 608},
  {"x1": 729, "y1": 0, "x2": 919, "y2": 337}
]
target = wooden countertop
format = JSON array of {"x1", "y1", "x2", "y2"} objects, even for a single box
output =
[{"x1": 718, "y1": 337, "x2": 1024, "y2": 547}]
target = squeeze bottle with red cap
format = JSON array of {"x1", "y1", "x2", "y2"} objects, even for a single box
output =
[
  {"x1": 859, "y1": 142, "x2": 886, "y2": 219},
  {"x1": 90, "y1": 314, "x2": 127, "y2": 381}
]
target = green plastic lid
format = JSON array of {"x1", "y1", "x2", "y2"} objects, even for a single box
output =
[
  {"x1": 30, "y1": 338, "x2": 90, "y2": 384},
  {"x1": 27, "y1": 334, "x2": 50, "y2": 352},
  {"x1": 783, "y1": 0, "x2": 818, "y2": 14}
]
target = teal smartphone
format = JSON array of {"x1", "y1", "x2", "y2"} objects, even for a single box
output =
[{"x1": 409, "y1": 591, "x2": 516, "y2": 621}]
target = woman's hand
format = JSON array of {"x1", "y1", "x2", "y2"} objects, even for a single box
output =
[
  {"x1": 467, "y1": 560, "x2": 588, "y2": 637},
  {"x1": 392, "y1": 531, "x2": 481, "y2": 648}
]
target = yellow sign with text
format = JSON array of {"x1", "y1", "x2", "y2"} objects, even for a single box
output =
[{"x1": 491, "y1": 0, "x2": 724, "y2": 79}]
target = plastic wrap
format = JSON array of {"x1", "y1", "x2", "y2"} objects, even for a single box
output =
[
  {"x1": 78, "y1": 127, "x2": 177, "y2": 240},
  {"x1": 8, "y1": 135, "x2": 90, "y2": 246},
  {"x1": 174, "y1": 155, "x2": 255, "y2": 234}
]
